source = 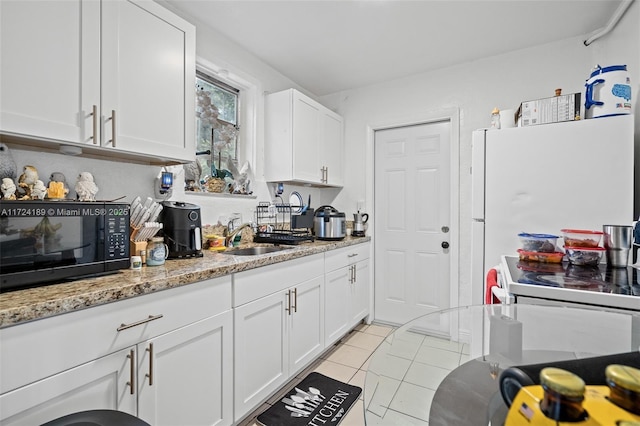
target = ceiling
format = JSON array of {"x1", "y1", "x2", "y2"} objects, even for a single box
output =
[{"x1": 164, "y1": 0, "x2": 626, "y2": 96}]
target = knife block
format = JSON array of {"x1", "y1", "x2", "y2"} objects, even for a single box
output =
[{"x1": 130, "y1": 226, "x2": 147, "y2": 258}]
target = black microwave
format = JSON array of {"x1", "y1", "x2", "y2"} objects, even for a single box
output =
[{"x1": 0, "y1": 200, "x2": 130, "y2": 292}]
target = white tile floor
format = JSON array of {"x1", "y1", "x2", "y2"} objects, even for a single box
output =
[
  {"x1": 238, "y1": 322, "x2": 395, "y2": 426},
  {"x1": 239, "y1": 321, "x2": 476, "y2": 426}
]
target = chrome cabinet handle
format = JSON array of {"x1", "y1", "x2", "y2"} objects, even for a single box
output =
[
  {"x1": 91, "y1": 105, "x2": 98, "y2": 144},
  {"x1": 117, "y1": 314, "x2": 164, "y2": 332},
  {"x1": 146, "y1": 343, "x2": 154, "y2": 386},
  {"x1": 127, "y1": 349, "x2": 135, "y2": 395},
  {"x1": 108, "y1": 109, "x2": 116, "y2": 147},
  {"x1": 293, "y1": 288, "x2": 297, "y2": 313},
  {"x1": 347, "y1": 253, "x2": 358, "y2": 258},
  {"x1": 325, "y1": 166, "x2": 328, "y2": 183},
  {"x1": 353, "y1": 265, "x2": 357, "y2": 282},
  {"x1": 285, "y1": 290, "x2": 291, "y2": 315}
]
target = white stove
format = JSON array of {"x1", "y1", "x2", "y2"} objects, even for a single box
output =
[{"x1": 501, "y1": 256, "x2": 640, "y2": 312}]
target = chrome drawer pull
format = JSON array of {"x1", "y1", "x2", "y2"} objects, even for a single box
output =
[
  {"x1": 347, "y1": 253, "x2": 358, "y2": 258},
  {"x1": 117, "y1": 314, "x2": 164, "y2": 332},
  {"x1": 127, "y1": 349, "x2": 135, "y2": 395},
  {"x1": 109, "y1": 109, "x2": 116, "y2": 147},
  {"x1": 91, "y1": 104, "x2": 98, "y2": 144},
  {"x1": 146, "y1": 343, "x2": 154, "y2": 386}
]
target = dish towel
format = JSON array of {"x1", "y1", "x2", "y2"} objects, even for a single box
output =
[{"x1": 485, "y1": 268, "x2": 501, "y2": 304}]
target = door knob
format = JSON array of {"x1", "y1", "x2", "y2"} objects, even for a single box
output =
[
  {"x1": 441, "y1": 226, "x2": 449, "y2": 233},
  {"x1": 441, "y1": 241, "x2": 449, "y2": 249}
]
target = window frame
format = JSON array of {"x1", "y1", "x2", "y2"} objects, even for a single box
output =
[
  {"x1": 196, "y1": 70, "x2": 239, "y2": 174},
  {"x1": 191, "y1": 58, "x2": 259, "y2": 197}
]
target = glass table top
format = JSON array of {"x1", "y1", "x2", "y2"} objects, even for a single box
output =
[{"x1": 363, "y1": 304, "x2": 640, "y2": 425}]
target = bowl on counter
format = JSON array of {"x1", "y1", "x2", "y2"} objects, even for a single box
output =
[
  {"x1": 564, "y1": 246, "x2": 605, "y2": 266},
  {"x1": 561, "y1": 229, "x2": 603, "y2": 248},
  {"x1": 518, "y1": 233, "x2": 559, "y2": 253}
]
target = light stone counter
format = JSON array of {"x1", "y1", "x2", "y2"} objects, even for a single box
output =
[{"x1": 0, "y1": 237, "x2": 370, "y2": 328}]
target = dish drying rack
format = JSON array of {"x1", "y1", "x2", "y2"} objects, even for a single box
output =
[{"x1": 253, "y1": 202, "x2": 314, "y2": 245}]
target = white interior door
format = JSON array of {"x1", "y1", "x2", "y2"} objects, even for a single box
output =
[{"x1": 374, "y1": 121, "x2": 452, "y2": 327}]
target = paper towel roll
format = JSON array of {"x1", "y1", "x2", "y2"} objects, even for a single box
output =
[{"x1": 500, "y1": 109, "x2": 516, "y2": 128}]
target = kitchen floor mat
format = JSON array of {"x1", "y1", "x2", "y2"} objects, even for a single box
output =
[{"x1": 257, "y1": 372, "x2": 362, "y2": 426}]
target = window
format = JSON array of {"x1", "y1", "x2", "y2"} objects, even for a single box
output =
[{"x1": 195, "y1": 70, "x2": 240, "y2": 183}]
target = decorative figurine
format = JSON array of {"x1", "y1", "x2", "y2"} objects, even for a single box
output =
[
  {"x1": 18, "y1": 165, "x2": 39, "y2": 200},
  {"x1": 1, "y1": 177, "x2": 17, "y2": 200},
  {"x1": 31, "y1": 179, "x2": 48, "y2": 200},
  {"x1": 47, "y1": 172, "x2": 69, "y2": 200},
  {"x1": 183, "y1": 161, "x2": 202, "y2": 191},
  {"x1": 75, "y1": 171, "x2": 99, "y2": 202},
  {"x1": 0, "y1": 143, "x2": 17, "y2": 180},
  {"x1": 228, "y1": 160, "x2": 253, "y2": 195}
]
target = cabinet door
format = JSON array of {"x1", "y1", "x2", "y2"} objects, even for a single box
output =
[
  {"x1": 350, "y1": 259, "x2": 371, "y2": 326},
  {"x1": 292, "y1": 92, "x2": 322, "y2": 183},
  {"x1": 324, "y1": 267, "x2": 350, "y2": 345},
  {"x1": 322, "y1": 111, "x2": 344, "y2": 186},
  {"x1": 101, "y1": 0, "x2": 195, "y2": 162},
  {"x1": 0, "y1": 0, "x2": 100, "y2": 145},
  {"x1": 137, "y1": 312, "x2": 233, "y2": 426},
  {"x1": 0, "y1": 347, "x2": 135, "y2": 425},
  {"x1": 234, "y1": 291, "x2": 288, "y2": 421},
  {"x1": 289, "y1": 276, "x2": 324, "y2": 374}
]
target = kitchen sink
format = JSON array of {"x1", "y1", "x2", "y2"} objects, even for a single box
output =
[{"x1": 221, "y1": 246, "x2": 291, "y2": 256}]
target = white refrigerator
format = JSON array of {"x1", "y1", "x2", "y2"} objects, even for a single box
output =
[{"x1": 471, "y1": 114, "x2": 634, "y2": 304}]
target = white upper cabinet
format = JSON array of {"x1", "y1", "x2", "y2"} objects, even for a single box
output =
[
  {"x1": 0, "y1": 0, "x2": 100, "y2": 146},
  {"x1": 265, "y1": 89, "x2": 344, "y2": 187},
  {"x1": 0, "y1": 0, "x2": 195, "y2": 164}
]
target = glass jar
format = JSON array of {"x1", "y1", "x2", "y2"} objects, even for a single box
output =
[
  {"x1": 606, "y1": 364, "x2": 640, "y2": 415},
  {"x1": 490, "y1": 107, "x2": 501, "y2": 129},
  {"x1": 539, "y1": 367, "x2": 587, "y2": 422},
  {"x1": 146, "y1": 237, "x2": 168, "y2": 266}
]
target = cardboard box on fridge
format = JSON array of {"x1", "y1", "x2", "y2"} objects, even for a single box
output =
[{"x1": 520, "y1": 93, "x2": 581, "y2": 126}]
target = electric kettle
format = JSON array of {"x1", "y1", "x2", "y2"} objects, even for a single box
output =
[{"x1": 353, "y1": 211, "x2": 369, "y2": 237}]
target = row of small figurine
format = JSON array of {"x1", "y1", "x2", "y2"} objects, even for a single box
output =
[
  {"x1": 1, "y1": 166, "x2": 99, "y2": 202},
  {"x1": 0, "y1": 143, "x2": 99, "y2": 201}
]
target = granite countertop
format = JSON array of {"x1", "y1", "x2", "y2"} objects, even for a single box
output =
[{"x1": 0, "y1": 236, "x2": 370, "y2": 328}]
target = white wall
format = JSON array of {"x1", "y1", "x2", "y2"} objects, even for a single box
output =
[{"x1": 320, "y1": 0, "x2": 640, "y2": 307}]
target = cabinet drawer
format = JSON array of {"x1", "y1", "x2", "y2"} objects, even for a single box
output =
[
  {"x1": 324, "y1": 243, "x2": 370, "y2": 272},
  {"x1": 233, "y1": 254, "x2": 323, "y2": 307},
  {"x1": 0, "y1": 277, "x2": 231, "y2": 394}
]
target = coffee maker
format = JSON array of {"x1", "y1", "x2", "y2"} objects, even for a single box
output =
[
  {"x1": 352, "y1": 211, "x2": 369, "y2": 237},
  {"x1": 160, "y1": 201, "x2": 203, "y2": 258}
]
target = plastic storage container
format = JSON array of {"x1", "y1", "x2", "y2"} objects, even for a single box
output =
[
  {"x1": 517, "y1": 249, "x2": 564, "y2": 263},
  {"x1": 561, "y1": 229, "x2": 603, "y2": 248},
  {"x1": 564, "y1": 246, "x2": 605, "y2": 266},
  {"x1": 518, "y1": 233, "x2": 559, "y2": 253}
]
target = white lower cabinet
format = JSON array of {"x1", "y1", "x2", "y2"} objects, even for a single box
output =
[
  {"x1": 324, "y1": 244, "x2": 371, "y2": 346},
  {"x1": 0, "y1": 347, "x2": 136, "y2": 425},
  {"x1": 0, "y1": 243, "x2": 370, "y2": 426},
  {"x1": 0, "y1": 277, "x2": 233, "y2": 426},
  {"x1": 233, "y1": 254, "x2": 325, "y2": 422},
  {"x1": 137, "y1": 313, "x2": 233, "y2": 426}
]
